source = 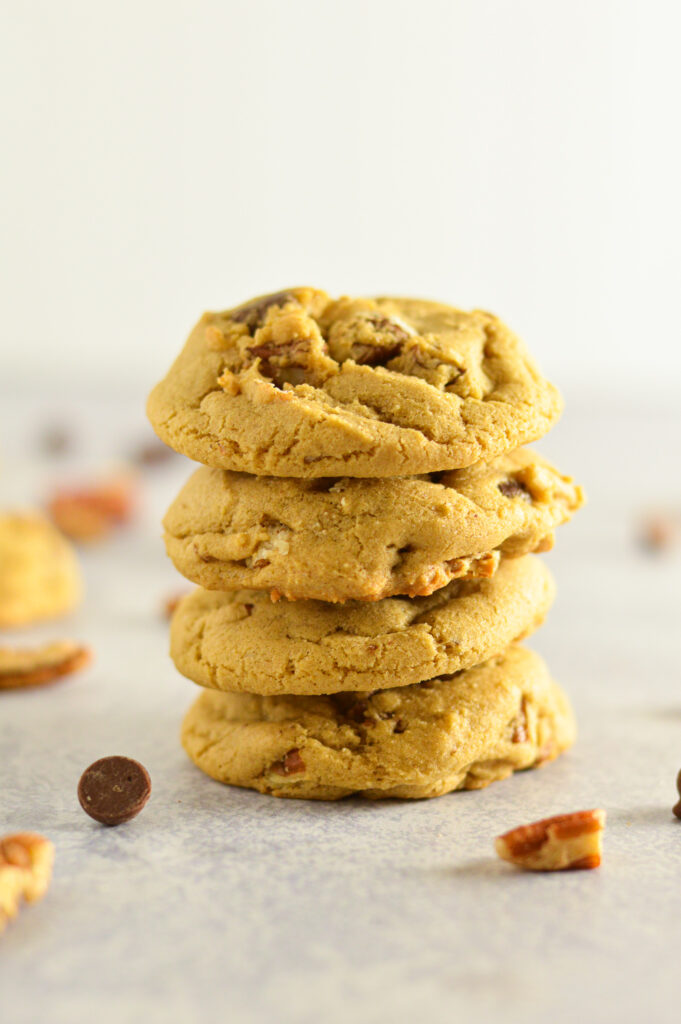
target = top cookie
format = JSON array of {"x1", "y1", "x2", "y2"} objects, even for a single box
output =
[{"x1": 147, "y1": 289, "x2": 562, "y2": 477}]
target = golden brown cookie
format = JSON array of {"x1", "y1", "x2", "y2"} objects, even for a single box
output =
[
  {"x1": 164, "y1": 448, "x2": 582, "y2": 602},
  {"x1": 0, "y1": 513, "x2": 83, "y2": 628},
  {"x1": 147, "y1": 289, "x2": 562, "y2": 477},
  {"x1": 181, "y1": 645, "x2": 575, "y2": 800},
  {"x1": 171, "y1": 556, "x2": 554, "y2": 695}
]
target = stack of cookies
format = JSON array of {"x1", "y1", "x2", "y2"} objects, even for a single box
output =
[{"x1": 148, "y1": 289, "x2": 583, "y2": 800}]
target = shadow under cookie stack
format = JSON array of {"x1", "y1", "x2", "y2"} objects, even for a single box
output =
[{"x1": 148, "y1": 289, "x2": 583, "y2": 800}]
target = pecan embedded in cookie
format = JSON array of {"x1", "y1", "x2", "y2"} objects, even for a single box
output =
[
  {"x1": 230, "y1": 290, "x2": 299, "y2": 331},
  {"x1": 147, "y1": 289, "x2": 564, "y2": 477},
  {"x1": 498, "y1": 478, "x2": 532, "y2": 501},
  {"x1": 182, "y1": 646, "x2": 575, "y2": 800}
]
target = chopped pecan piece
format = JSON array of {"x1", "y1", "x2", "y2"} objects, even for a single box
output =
[
  {"x1": 271, "y1": 749, "x2": 306, "y2": 777},
  {"x1": 0, "y1": 641, "x2": 92, "y2": 691},
  {"x1": 230, "y1": 291, "x2": 297, "y2": 331},
  {"x1": 511, "y1": 700, "x2": 529, "y2": 743},
  {"x1": 498, "y1": 479, "x2": 533, "y2": 501},
  {"x1": 495, "y1": 809, "x2": 606, "y2": 871},
  {"x1": 350, "y1": 341, "x2": 402, "y2": 366},
  {"x1": 0, "y1": 833, "x2": 54, "y2": 931}
]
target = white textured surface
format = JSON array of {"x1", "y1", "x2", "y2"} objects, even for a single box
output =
[{"x1": 1, "y1": 393, "x2": 680, "y2": 1024}]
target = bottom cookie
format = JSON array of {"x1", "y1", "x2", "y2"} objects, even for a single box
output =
[{"x1": 181, "y1": 645, "x2": 575, "y2": 800}]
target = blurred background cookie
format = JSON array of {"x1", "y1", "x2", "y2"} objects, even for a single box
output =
[{"x1": 0, "y1": 512, "x2": 83, "y2": 627}]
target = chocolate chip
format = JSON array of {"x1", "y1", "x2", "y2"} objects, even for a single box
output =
[
  {"x1": 674, "y1": 770, "x2": 681, "y2": 819},
  {"x1": 498, "y1": 479, "x2": 532, "y2": 501},
  {"x1": 132, "y1": 439, "x2": 175, "y2": 466},
  {"x1": 39, "y1": 424, "x2": 72, "y2": 456},
  {"x1": 230, "y1": 291, "x2": 295, "y2": 331},
  {"x1": 78, "y1": 756, "x2": 151, "y2": 826}
]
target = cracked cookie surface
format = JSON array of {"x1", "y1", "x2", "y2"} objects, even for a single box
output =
[
  {"x1": 181, "y1": 645, "x2": 575, "y2": 800},
  {"x1": 164, "y1": 448, "x2": 582, "y2": 602},
  {"x1": 171, "y1": 556, "x2": 554, "y2": 695},
  {"x1": 147, "y1": 289, "x2": 563, "y2": 477},
  {"x1": 0, "y1": 513, "x2": 82, "y2": 628}
]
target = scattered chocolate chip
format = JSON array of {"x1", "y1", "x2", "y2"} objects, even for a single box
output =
[
  {"x1": 498, "y1": 479, "x2": 532, "y2": 501},
  {"x1": 78, "y1": 756, "x2": 151, "y2": 826},
  {"x1": 272, "y1": 749, "x2": 306, "y2": 776},
  {"x1": 673, "y1": 770, "x2": 681, "y2": 819},
  {"x1": 38, "y1": 424, "x2": 72, "y2": 457},
  {"x1": 230, "y1": 291, "x2": 295, "y2": 331},
  {"x1": 132, "y1": 439, "x2": 175, "y2": 467}
]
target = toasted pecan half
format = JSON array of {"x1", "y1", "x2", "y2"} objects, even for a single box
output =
[{"x1": 495, "y1": 809, "x2": 606, "y2": 871}]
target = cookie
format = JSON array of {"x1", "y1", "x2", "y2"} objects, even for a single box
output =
[
  {"x1": 171, "y1": 556, "x2": 554, "y2": 695},
  {"x1": 181, "y1": 645, "x2": 575, "y2": 800},
  {"x1": 147, "y1": 289, "x2": 562, "y2": 477},
  {"x1": 0, "y1": 513, "x2": 83, "y2": 628},
  {"x1": 164, "y1": 448, "x2": 582, "y2": 602}
]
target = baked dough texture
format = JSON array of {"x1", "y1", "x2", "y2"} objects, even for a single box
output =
[
  {"x1": 147, "y1": 289, "x2": 563, "y2": 478},
  {"x1": 164, "y1": 448, "x2": 582, "y2": 602},
  {"x1": 181, "y1": 645, "x2": 574, "y2": 800},
  {"x1": 0, "y1": 513, "x2": 82, "y2": 628},
  {"x1": 171, "y1": 556, "x2": 554, "y2": 695}
]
